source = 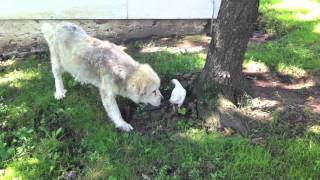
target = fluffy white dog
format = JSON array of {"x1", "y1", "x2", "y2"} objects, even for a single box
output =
[{"x1": 42, "y1": 22, "x2": 163, "y2": 131}]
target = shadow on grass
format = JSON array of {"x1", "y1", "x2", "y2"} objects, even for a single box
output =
[{"x1": 1, "y1": 56, "x2": 319, "y2": 179}]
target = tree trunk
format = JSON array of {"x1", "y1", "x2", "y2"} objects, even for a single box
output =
[{"x1": 194, "y1": 0, "x2": 259, "y2": 134}]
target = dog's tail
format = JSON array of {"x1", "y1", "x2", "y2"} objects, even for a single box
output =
[{"x1": 41, "y1": 22, "x2": 55, "y2": 41}]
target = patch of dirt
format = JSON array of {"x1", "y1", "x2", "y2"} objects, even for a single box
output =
[
  {"x1": 244, "y1": 67, "x2": 320, "y2": 132},
  {"x1": 120, "y1": 72, "x2": 200, "y2": 134},
  {"x1": 246, "y1": 70, "x2": 319, "y2": 109},
  {"x1": 124, "y1": 35, "x2": 211, "y2": 54}
]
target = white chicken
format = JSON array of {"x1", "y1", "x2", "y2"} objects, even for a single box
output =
[{"x1": 169, "y1": 79, "x2": 186, "y2": 111}]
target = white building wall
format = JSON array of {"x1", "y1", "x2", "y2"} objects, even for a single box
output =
[{"x1": 0, "y1": 0, "x2": 221, "y2": 19}]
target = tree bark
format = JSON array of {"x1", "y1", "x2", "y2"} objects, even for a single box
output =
[{"x1": 194, "y1": 0, "x2": 259, "y2": 134}]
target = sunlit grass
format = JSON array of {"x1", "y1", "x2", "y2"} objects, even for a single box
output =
[
  {"x1": 273, "y1": 0, "x2": 320, "y2": 21},
  {"x1": 314, "y1": 23, "x2": 320, "y2": 33},
  {"x1": 243, "y1": 60, "x2": 270, "y2": 72},
  {"x1": 308, "y1": 125, "x2": 320, "y2": 134},
  {"x1": 246, "y1": 0, "x2": 320, "y2": 76},
  {"x1": 3, "y1": 157, "x2": 43, "y2": 180},
  {"x1": 277, "y1": 62, "x2": 307, "y2": 77},
  {"x1": 0, "y1": 70, "x2": 41, "y2": 88},
  {"x1": 132, "y1": 51, "x2": 206, "y2": 75}
]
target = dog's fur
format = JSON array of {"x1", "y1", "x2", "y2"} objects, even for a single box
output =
[{"x1": 42, "y1": 22, "x2": 163, "y2": 131}]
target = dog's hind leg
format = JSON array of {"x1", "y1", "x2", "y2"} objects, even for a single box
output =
[{"x1": 51, "y1": 54, "x2": 67, "y2": 100}]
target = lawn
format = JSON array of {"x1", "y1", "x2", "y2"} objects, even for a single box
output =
[{"x1": 1, "y1": 0, "x2": 320, "y2": 179}]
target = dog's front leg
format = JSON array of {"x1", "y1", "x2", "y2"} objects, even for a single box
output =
[
  {"x1": 100, "y1": 87, "x2": 134, "y2": 132},
  {"x1": 51, "y1": 54, "x2": 67, "y2": 100}
]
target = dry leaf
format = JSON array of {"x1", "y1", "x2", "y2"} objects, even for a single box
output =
[
  {"x1": 223, "y1": 127, "x2": 235, "y2": 136},
  {"x1": 252, "y1": 137, "x2": 267, "y2": 146}
]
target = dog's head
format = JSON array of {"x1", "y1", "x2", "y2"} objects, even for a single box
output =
[{"x1": 127, "y1": 64, "x2": 163, "y2": 106}]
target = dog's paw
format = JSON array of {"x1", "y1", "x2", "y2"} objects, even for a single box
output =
[
  {"x1": 116, "y1": 122, "x2": 134, "y2": 132},
  {"x1": 54, "y1": 89, "x2": 67, "y2": 100}
]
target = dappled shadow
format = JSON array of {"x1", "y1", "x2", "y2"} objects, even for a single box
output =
[
  {"x1": 1, "y1": 0, "x2": 320, "y2": 177},
  {"x1": 246, "y1": 71, "x2": 320, "y2": 114},
  {"x1": 1, "y1": 46, "x2": 320, "y2": 180},
  {"x1": 113, "y1": 65, "x2": 320, "y2": 140},
  {"x1": 124, "y1": 35, "x2": 211, "y2": 54},
  {"x1": 242, "y1": 69, "x2": 320, "y2": 138}
]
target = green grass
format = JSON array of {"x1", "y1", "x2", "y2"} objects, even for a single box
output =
[
  {"x1": 1, "y1": 0, "x2": 320, "y2": 179},
  {"x1": 131, "y1": 51, "x2": 206, "y2": 75},
  {"x1": 245, "y1": 0, "x2": 320, "y2": 76}
]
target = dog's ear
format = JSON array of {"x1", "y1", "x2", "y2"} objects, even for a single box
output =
[
  {"x1": 127, "y1": 75, "x2": 150, "y2": 96},
  {"x1": 130, "y1": 80, "x2": 148, "y2": 96},
  {"x1": 127, "y1": 64, "x2": 159, "y2": 96}
]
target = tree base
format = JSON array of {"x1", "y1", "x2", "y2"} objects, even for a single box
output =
[{"x1": 197, "y1": 93, "x2": 250, "y2": 135}]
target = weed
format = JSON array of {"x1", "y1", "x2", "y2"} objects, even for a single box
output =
[{"x1": 177, "y1": 107, "x2": 187, "y2": 115}]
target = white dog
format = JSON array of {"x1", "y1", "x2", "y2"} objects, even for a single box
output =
[{"x1": 41, "y1": 22, "x2": 163, "y2": 131}]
